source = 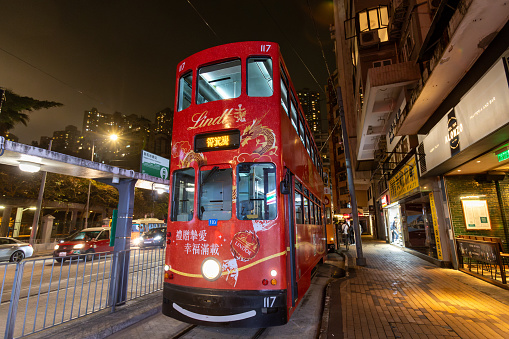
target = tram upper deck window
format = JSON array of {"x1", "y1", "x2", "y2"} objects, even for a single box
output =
[
  {"x1": 290, "y1": 97, "x2": 298, "y2": 131},
  {"x1": 281, "y1": 68, "x2": 289, "y2": 115},
  {"x1": 177, "y1": 72, "x2": 193, "y2": 112},
  {"x1": 247, "y1": 57, "x2": 273, "y2": 97},
  {"x1": 197, "y1": 60, "x2": 241, "y2": 105},
  {"x1": 171, "y1": 168, "x2": 195, "y2": 221},
  {"x1": 198, "y1": 165, "x2": 232, "y2": 221},
  {"x1": 237, "y1": 163, "x2": 277, "y2": 220}
]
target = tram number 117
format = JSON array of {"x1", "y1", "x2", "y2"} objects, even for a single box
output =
[
  {"x1": 261, "y1": 44, "x2": 271, "y2": 52},
  {"x1": 263, "y1": 296, "x2": 276, "y2": 307}
]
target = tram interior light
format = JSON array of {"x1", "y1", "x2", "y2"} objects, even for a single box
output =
[
  {"x1": 73, "y1": 244, "x2": 84, "y2": 249},
  {"x1": 202, "y1": 258, "x2": 221, "y2": 281}
]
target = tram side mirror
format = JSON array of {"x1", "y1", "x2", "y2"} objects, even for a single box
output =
[{"x1": 280, "y1": 180, "x2": 290, "y2": 195}]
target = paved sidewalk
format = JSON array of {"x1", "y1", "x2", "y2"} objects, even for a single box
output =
[{"x1": 325, "y1": 238, "x2": 509, "y2": 339}]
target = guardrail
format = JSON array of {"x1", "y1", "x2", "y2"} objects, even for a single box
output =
[{"x1": 0, "y1": 247, "x2": 164, "y2": 338}]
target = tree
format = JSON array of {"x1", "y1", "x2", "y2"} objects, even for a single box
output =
[{"x1": 0, "y1": 89, "x2": 62, "y2": 136}]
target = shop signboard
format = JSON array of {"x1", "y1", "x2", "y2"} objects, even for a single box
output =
[
  {"x1": 422, "y1": 58, "x2": 509, "y2": 174},
  {"x1": 429, "y1": 192, "x2": 443, "y2": 260},
  {"x1": 389, "y1": 156, "x2": 419, "y2": 202},
  {"x1": 461, "y1": 199, "x2": 491, "y2": 230},
  {"x1": 140, "y1": 150, "x2": 170, "y2": 179}
]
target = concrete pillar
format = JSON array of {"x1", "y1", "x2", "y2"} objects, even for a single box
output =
[
  {"x1": 107, "y1": 178, "x2": 136, "y2": 307},
  {"x1": 41, "y1": 215, "x2": 55, "y2": 244},
  {"x1": 0, "y1": 207, "x2": 12, "y2": 237},
  {"x1": 70, "y1": 210, "x2": 78, "y2": 232},
  {"x1": 13, "y1": 207, "x2": 24, "y2": 238}
]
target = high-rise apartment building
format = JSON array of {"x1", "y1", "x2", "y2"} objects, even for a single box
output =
[
  {"x1": 297, "y1": 89, "x2": 321, "y2": 133},
  {"x1": 52, "y1": 125, "x2": 82, "y2": 155}
]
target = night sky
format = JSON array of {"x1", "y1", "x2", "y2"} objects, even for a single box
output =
[{"x1": 0, "y1": 1, "x2": 335, "y2": 144}]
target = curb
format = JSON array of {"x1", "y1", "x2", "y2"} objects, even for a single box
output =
[
  {"x1": 319, "y1": 251, "x2": 347, "y2": 339},
  {"x1": 26, "y1": 292, "x2": 162, "y2": 339}
]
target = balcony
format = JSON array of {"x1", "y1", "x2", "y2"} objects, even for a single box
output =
[
  {"x1": 357, "y1": 62, "x2": 420, "y2": 161},
  {"x1": 395, "y1": 0, "x2": 509, "y2": 136}
]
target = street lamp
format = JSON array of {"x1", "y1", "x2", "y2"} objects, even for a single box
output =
[{"x1": 84, "y1": 133, "x2": 118, "y2": 229}]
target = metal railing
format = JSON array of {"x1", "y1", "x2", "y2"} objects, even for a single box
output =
[{"x1": 0, "y1": 247, "x2": 164, "y2": 338}]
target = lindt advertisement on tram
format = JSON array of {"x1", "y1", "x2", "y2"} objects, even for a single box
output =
[{"x1": 162, "y1": 41, "x2": 326, "y2": 327}]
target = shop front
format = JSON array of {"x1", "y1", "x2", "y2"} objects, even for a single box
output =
[
  {"x1": 379, "y1": 156, "x2": 446, "y2": 263},
  {"x1": 419, "y1": 52, "x2": 509, "y2": 283}
]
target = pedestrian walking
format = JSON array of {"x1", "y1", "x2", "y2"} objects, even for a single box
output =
[{"x1": 342, "y1": 220, "x2": 350, "y2": 247}]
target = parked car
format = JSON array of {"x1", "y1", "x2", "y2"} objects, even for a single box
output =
[
  {"x1": 53, "y1": 227, "x2": 112, "y2": 262},
  {"x1": 0, "y1": 237, "x2": 34, "y2": 262},
  {"x1": 133, "y1": 227, "x2": 166, "y2": 248}
]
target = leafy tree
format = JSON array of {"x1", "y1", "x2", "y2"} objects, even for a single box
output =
[{"x1": 0, "y1": 89, "x2": 62, "y2": 136}]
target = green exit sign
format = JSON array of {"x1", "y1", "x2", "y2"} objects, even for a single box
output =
[{"x1": 497, "y1": 150, "x2": 509, "y2": 162}]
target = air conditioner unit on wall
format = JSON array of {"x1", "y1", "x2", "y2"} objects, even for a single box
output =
[{"x1": 359, "y1": 31, "x2": 380, "y2": 46}]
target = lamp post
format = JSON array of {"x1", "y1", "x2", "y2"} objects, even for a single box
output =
[{"x1": 84, "y1": 133, "x2": 118, "y2": 229}]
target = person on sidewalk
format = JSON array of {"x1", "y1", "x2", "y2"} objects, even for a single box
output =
[
  {"x1": 348, "y1": 221, "x2": 355, "y2": 245},
  {"x1": 341, "y1": 220, "x2": 350, "y2": 246}
]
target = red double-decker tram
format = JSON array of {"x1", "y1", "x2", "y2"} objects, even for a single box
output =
[{"x1": 163, "y1": 41, "x2": 326, "y2": 327}]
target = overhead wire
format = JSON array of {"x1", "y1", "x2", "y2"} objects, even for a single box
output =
[
  {"x1": 186, "y1": 0, "x2": 222, "y2": 44},
  {"x1": 0, "y1": 46, "x2": 107, "y2": 106},
  {"x1": 257, "y1": 0, "x2": 327, "y2": 97},
  {"x1": 304, "y1": 0, "x2": 342, "y2": 155}
]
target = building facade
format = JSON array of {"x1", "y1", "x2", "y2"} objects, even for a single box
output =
[{"x1": 331, "y1": 0, "x2": 509, "y2": 273}]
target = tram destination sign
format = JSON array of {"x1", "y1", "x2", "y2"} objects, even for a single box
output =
[{"x1": 195, "y1": 129, "x2": 240, "y2": 153}]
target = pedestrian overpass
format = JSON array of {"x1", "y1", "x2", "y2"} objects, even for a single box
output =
[{"x1": 0, "y1": 137, "x2": 169, "y2": 316}]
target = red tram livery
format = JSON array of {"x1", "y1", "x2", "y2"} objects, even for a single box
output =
[{"x1": 163, "y1": 41, "x2": 326, "y2": 327}]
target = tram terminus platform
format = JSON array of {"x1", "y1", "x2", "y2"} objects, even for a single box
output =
[{"x1": 25, "y1": 237, "x2": 509, "y2": 339}]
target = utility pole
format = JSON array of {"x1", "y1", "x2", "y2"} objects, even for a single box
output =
[{"x1": 337, "y1": 87, "x2": 366, "y2": 266}]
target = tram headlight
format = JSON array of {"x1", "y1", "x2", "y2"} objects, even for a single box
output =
[
  {"x1": 201, "y1": 257, "x2": 222, "y2": 281},
  {"x1": 54, "y1": 244, "x2": 59, "y2": 250},
  {"x1": 270, "y1": 269, "x2": 277, "y2": 277},
  {"x1": 164, "y1": 265, "x2": 170, "y2": 271},
  {"x1": 73, "y1": 244, "x2": 84, "y2": 249}
]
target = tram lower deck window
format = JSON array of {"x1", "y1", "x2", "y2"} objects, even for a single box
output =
[
  {"x1": 198, "y1": 165, "x2": 232, "y2": 221},
  {"x1": 171, "y1": 168, "x2": 195, "y2": 221},
  {"x1": 237, "y1": 163, "x2": 276, "y2": 220}
]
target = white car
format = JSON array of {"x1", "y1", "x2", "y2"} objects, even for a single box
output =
[{"x1": 0, "y1": 237, "x2": 34, "y2": 262}]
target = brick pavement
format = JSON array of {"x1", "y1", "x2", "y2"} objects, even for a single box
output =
[{"x1": 328, "y1": 238, "x2": 509, "y2": 339}]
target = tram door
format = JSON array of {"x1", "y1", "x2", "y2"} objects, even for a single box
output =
[{"x1": 282, "y1": 168, "x2": 298, "y2": 307}]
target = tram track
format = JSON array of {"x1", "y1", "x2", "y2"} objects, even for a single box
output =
[{"x1": 170, "y1": 324, "x2": 266, "y2": 339}]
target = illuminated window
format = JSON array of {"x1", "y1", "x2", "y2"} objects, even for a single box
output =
[
  {"x1": 237, "y1": 163, "x2": 276, "y2": 220},
  {"x1": 171, "y1": 168, "x2": 195, "y2": 221},
  {"x1": 247, "y1": 57, "x2": 273, "y2": 97},
  {"x1": 177, "y1": 71, "x2": 192, "y2": 112},
  {"x1": 198, "y1": 165, "x2": 232, "y2": 221},
  {"x1": 197, "y1": 59, "x2": 241, "y2": 105}
]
